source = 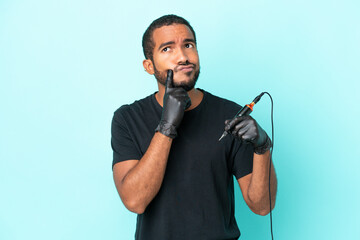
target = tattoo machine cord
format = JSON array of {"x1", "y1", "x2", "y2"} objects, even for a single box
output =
[{"x1": 219, "y1": 92, "x2": 275, "y2": 240}]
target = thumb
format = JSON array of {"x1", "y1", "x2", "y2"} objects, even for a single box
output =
[{"x1": 165, "y1": 69, "x2": 173, "y2": 89}]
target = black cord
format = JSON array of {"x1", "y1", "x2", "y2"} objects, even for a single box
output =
[{"x1": 262, "y1": 92, "x2": 274, "y2": 240}]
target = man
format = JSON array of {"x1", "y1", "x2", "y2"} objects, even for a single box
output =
[{"x1": 111, "y1": 14, "x2": 277, "y2": 240}]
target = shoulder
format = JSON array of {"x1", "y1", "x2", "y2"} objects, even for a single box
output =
[
  {"x1": 200, "y1": 89, "x2": 242, "y2": 117},
  {"x1": 113, "y1": 93, "x2": 155, "y2": 119},
  {"x1": 204, "y1": 90, "x2": 241, "y2": 107}
]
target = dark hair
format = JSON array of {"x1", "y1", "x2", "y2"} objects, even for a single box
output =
[{"x1": 142, "y1": 14, "x2": 197, "y2": 61}]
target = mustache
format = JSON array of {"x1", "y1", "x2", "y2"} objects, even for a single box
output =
[{"x1": 174, "y1": 62, "x2": 196, "y2": 72}]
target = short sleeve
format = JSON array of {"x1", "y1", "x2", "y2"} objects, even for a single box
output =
[
  {"x1": 111, "y1": 108, "x2": 141, "y2": 169},
  {"x1": 231, "y1": 140, "x2": 254, "y2": 179}
]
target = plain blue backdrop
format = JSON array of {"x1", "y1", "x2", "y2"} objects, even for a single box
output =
[{"x1": 1, "y1": 0, "x2": 359, "y2": 239}]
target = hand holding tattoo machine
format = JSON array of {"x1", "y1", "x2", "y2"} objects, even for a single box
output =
[
  {"x1": 218, "y1": 92, "x2": 265, "y2": 141},
  {"x1": 219, "y1": 92, "x2": 275, "y2": 240}
]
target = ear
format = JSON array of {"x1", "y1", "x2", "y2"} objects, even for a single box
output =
[{"x1": 143, "y1": 59, "x2": 155, "y2": 75}]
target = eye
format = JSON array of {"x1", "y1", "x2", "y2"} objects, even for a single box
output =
[
  {"x1": 162, "y1": 47, "x2": 170, "y2": 52},
  {"x1": 185, "y1": 43, "x2": 194, "y2": 48}
]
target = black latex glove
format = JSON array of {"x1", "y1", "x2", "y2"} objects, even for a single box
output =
[
  {"x1": 225, "y1": 115, "x2": 272, "y2": 154},
  {"x1": 155, "y1": 69, "x2": 191, "y2": 138}
]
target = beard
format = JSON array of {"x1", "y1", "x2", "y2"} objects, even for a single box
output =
[{"x1": 153, "y1": 62, "x2": 200, "y2": 91}]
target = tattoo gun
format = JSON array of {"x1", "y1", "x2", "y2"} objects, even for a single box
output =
[{"x1": 218, "y1": 92, "x2": 265, "y2": 141}]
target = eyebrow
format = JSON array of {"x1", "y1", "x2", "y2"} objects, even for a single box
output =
[
  {"x1": 184, "y1": 39, "x2": 196, "y2": 44},
  {"x1": 158, "y1": 41, "x2": 175, "y2": 51},
  {"x1": 157, "y1": 39, "x2": 196, "y2": 51}
]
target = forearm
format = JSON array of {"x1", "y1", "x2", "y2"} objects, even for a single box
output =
[
  {"x1": 247, "y1": 150, "x2": 277, "y2": 215},
  {"x1": 120, "y1": 132, "x2": 172, "y2": 213}
]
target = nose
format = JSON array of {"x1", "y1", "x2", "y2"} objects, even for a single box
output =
[{"x1": 176, "y1": 48, "x2": 189, "y2": 64}]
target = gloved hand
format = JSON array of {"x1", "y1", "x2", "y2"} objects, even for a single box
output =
[
  {"x1": 155, "y1": 69, "x2": 191, "y2": 138},
  {"x1": 225, "y1": 115, "x2": 272, "y2": 154}
]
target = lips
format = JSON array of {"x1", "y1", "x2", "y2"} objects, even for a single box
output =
[{"x1": 176, "y1": 65, "x2": 195, "y2": 72}]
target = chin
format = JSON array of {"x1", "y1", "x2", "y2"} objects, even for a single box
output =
[
  {"x1": 174, "y1": 74, "x2": 194, "y2": 82},
  {"x1": 174, "y1": 79, "x2": 191, "y2": 86}
]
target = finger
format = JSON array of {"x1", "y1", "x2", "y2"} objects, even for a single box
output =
[
  {"x1": 172, "y1": 88, "x2": 192, "y2": 110},
  {"x1": 165, "y1": 69, "x2": 173, "y2": 89},
  {"x1": 233, "y1": 120, "x2": 247, "y2": 132},
  {"x1": 225, "y1": 119, "x2": 237, "y2": 131},
  {"x1": 225, "y1": 117, "x2": 244, "y2": 132},
  {"x1": 236, "y1": 125, "x2": 252, "y2": 141}
]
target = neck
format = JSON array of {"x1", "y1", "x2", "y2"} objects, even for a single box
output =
[{"x1": 155, "y1": 85, "x2": 204, "y2": 111}]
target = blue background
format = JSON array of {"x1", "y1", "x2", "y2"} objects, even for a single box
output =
[{"x1": 1, "y1": 0, "x2": 359, "y2": 239}]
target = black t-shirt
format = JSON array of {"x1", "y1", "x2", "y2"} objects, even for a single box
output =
[{"x1": 111, "y1": 89, "x2": 254, "y2": 240}]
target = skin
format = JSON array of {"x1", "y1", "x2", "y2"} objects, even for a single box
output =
[{"x1": 113, "y1": 24, "x2": 277, "y2": 215}]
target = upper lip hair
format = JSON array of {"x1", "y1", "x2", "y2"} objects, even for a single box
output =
[{"x1": 176, "y1": 64, "x2": 195, "y2": 71}]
